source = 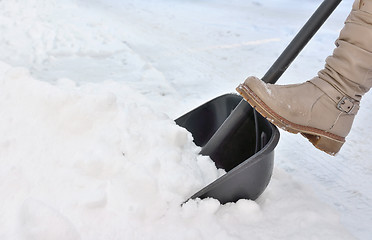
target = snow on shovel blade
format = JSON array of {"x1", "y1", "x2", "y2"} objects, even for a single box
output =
[{"x1": 175, "y1": 94, "x2": 279, "y2": 204}]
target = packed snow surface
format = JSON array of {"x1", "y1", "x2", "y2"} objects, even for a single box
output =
[{"x1": 0, "y1": 0, "x2": 371, "y2": 239}]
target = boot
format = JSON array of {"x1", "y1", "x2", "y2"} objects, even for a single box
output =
[{"x1": 236, "y1": 0, "x2": 372, "y2": 155}]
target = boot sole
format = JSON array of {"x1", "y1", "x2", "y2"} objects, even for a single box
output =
[{"x1": 236, "y1": 83, "x2": 345, "y2": 156}]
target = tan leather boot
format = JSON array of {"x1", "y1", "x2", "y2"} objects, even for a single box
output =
[{"x1": 236, "y1": 0, "x2": 372, "y2": 155}]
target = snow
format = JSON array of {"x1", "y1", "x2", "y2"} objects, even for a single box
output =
[{"x1": 0, "y1": 0, "x2": 371, "y2": 239}]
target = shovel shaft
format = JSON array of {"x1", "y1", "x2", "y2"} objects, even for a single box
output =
[
  {"x1": 262, "y1": 0, "x2": 342, "y2": 84},
  {"x1": 201, "y1": 0, "x2": 342, "y2": 158}
]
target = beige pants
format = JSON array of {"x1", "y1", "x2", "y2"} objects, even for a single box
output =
[{"x1": 318, "y1": 0, "x2": 372, "y2": 101}]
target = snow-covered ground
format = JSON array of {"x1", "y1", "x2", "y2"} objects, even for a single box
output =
[{"x1": 1, "y1": 0, "x2": 371, "y2": 239}]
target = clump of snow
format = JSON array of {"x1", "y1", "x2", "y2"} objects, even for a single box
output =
[{"x1": 0, "y1": 61, "x2": 218, "y2": 238}]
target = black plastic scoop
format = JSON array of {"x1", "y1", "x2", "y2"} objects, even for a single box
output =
[{"x1": 176, "y1": 0, "x2": 342, "y2": 204}]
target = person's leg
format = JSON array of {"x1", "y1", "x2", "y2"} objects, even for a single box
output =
[{"x1": 236, "y1": 0, "x2": 372, "y2": 155}]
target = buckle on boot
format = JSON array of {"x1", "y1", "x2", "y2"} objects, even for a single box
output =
[{"x1": 337, "y1": 96, "x2": 356, "y2": 114}]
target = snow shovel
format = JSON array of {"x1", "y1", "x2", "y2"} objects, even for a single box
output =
[{"x1": 176, "y1": 0, "x2": 342, "y2": 204}]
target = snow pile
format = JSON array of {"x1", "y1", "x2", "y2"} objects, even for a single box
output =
[{"x1": 0, "y1": 61, "x2": 215, "y2": 238}]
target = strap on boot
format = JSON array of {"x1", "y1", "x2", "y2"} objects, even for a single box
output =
[{"x1": 310, "y1": 77, "x2": 359, "y2": 115}]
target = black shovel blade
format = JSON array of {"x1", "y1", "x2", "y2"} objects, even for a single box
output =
[
  {"x1": 175, "y1": 94, "x2": 279, "y2": 204},
  {"x1": 173, "y1": 0, "x2": 342, "y2": 204}
]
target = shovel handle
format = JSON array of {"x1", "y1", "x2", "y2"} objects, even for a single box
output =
[{"x1": 262, "y1": 0, "x2": 342, "y2": 84}]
